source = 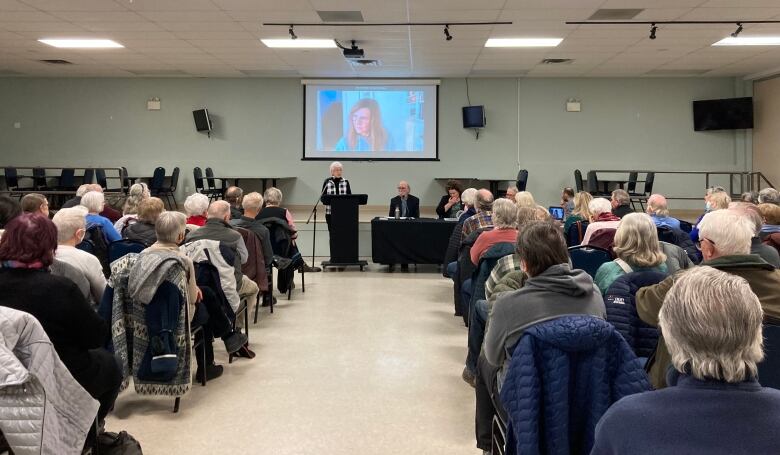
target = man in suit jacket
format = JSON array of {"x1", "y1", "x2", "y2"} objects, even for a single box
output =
[{"x1": 389, "y1": 181, "x2": 420, "y2": 218}]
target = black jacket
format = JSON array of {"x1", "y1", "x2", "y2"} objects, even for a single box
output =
[
  {"x1": 389, "y1": 195, "x2": 420, "y2": 218},
  {"x1": 123, "y1": 221, "x2": 157, "y2": 247},
  {"x1": 613, "y1": 204, "x2": 633, "y2": 218}
]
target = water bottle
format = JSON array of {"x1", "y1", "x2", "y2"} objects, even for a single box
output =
[{"x1": 395, "y1": 206, "x2": 400, "y2": 219}]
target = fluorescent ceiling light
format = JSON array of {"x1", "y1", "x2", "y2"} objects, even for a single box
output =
[
  {"x1": 261, "y1": 39, "x2": 337, "y2": 48},
  {"x1": 713, "y1": 36, "x2": 780, "y2": 46},
  {"x1": 38, "y1": 39, "x2": 123, "y2": 48},
  {"x1": 485, "y1": 38, "x2": 562, "y2": 48}
]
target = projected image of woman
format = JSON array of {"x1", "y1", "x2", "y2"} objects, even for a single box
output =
[{"x1": 335, "y1": 98, "x2": 393, "y2": 152}]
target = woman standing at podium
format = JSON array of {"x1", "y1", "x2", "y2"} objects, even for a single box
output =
[{"x1": 321, "y1": 161, "x2": 352, "y2": 233}]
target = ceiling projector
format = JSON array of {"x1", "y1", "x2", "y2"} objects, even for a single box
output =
[{"x1": 337, "y1": 40, "x2": 365, "y2": 59}]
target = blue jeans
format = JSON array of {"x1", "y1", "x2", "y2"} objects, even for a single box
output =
[
  {"x1": 446, "y1": 261, "x2": 458, "y2": 281},
  {"x1": 466, "y1": 299, "x2": 488, "y2": 374}
]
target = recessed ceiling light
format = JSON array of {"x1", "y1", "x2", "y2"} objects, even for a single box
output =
[
  {"x1": 713, "y1": 37, "x2": 780, "y2": 46},
  {"x1": 261, "y1": 39, "x2": 337, "y2": 48},
  {"x1": 485, "y1": 38, "x2": 562, "y2": 48},
  {"x1": 38, "y1": 39, "x2": 123, "y2": 48}
]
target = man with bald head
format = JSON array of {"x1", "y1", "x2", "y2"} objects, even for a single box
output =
[
  {"x1": 646, "y1": 193, "x2": 681, "y2": 230},
  {"x1": 389, "y1": 180, "x2": 420, "y2": 219},
  {"x1": 462, "y1": 189, "x2": 495, "y2": 237}
]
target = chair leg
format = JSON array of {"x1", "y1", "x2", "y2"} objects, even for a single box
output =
[
  {"x1": 173, "y1": 397, "x2": 181, "y2": 413},
  {"x1": 244, "y1": 302, "x2": 249, "y2": 343},
  {"x1": 301, "y1": 266, "x2": 305, "y2": 293}
]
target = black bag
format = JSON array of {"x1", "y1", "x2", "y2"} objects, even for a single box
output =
[{"x1": 97, "y1": 431, "x2": 143, "y2": 455}]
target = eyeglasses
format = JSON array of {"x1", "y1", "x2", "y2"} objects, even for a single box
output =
[{"x1": 695, "y1": 237, "x2": 715, "y2": 250}]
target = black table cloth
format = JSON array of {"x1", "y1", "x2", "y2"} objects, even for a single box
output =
[{"x1": 371, "y1": 217, "x2": 457, "y2": 265}]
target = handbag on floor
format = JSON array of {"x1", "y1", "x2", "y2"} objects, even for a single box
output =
[{"x1": 97, "y1": 431, "x2": 143, "y2": 455}]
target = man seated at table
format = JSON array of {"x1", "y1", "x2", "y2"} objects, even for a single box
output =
[
  {"x1": 646, "y1": 193, "x2": 681, "y2": 230},
  {"x1": 611, "y1": 189, "x2": 633, "y2": 218},
  {"x1": 225, "y1": 186, "x2": 243, "y2": 220},
  {"x1": 388, "y1": 180, "x2": 419, "y2": 219}
]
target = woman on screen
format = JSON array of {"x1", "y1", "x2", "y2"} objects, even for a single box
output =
[{"x1": 334, "y1": 98, "x2": 393, "y2": 152}]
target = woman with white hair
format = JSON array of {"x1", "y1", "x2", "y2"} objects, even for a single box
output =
[
  {"x1": 184, "y1": 193, "x2": 210, "y2": 228},
  {"x1": 81, "y1": 191, "x2": 121, "y2": 242},
  {"x1": 320, "y1": 161, "x2": 352, "y2": 241},
  {"x1": 594, "y1": 213, "x2": 668, "y2": 294},
  {"x1": 581, "y1": 197, "x2": 621, "y2": 245},
  {"x1": 514, "y1": 191, "x2": 536, "y2": 209},
  {"x1": 114, "y1": 183, "x2": 150, "y2": 234},
  {"x1": 469, "y1": 199, "x2": 518, "y2": 265},
  {"x1": 592, "y1": 267, "x2": 780, "y2": 455},
  {"x1": 52, "y1": 206, "x2": 106, "y2": 304},
  {"x1": 458, "y1": 188, "x2": 478, "y2": 223}
]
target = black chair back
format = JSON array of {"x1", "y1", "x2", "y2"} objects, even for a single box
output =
[
  {"x1": 205, "y1": 167, "x2": 218, "y2": 190},
  {"x1": 586, "y1": 171, "x2": 599, "y2": 195},
  {"x1": 4, "y1": 167, "x2": 19, "y2": 189},
  {"x1": 150, "y1": 167, "x2": 165, "y2": 192},
  {"x1": 627, "y1": 172, "x2": 638, "y2": 194},
  {"x1": 33, "y1": 167, "x2": 47, "y2": 190},
  {"x1": 193, "y1": 167, "x2": 205, "y2": 192},
  {"x1": 516, "y1": 169, "x2": 528, "y2": 192},
  {"x1": 643, "y1": 172, "x2": 655, "y2": 195},
  {"x1": 120, "y1": 167, "x2": 129, "y2": 193},
  {"x1": 108, "y1": 239, "x2": 146, "y2": 263},
  {"x1": 566, "y1": 220, "x2": 589, "y2": 247},
  {"x1": 83, "y1": 168, "x2": 94, "y2": 185},
  {"x1": 759, "y1": 324, "x2": 780, "y2": 389},
  {"x1": 95, "y1": 168, "x2": 108, "y2": 188},
  {"x1": 574, "y1": 169, "x2": 584, "y2": 193},
  {"x1": 169, "y1": 167, "x2": 180, "y2": 191},
  {"x1": 59, "y1": 168, "x2": 76, "y2": 190},
  {"x1": 568, "y1": 245, "x2": 612, "y2": 278}
]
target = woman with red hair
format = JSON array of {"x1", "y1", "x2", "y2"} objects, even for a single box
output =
[{"x1": 0, "y1": 213, "x2": 122, "y2": 423}]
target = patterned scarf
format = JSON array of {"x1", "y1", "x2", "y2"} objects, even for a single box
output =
[{"x1": 324, "y1": 177, "x2": 350, "y2": 215}]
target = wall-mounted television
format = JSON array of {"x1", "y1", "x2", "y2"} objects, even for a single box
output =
[
  {"x1": 193, "y1": 108, "x2": 212, "y2": 132},
  {"x1": 462, "y1": 105, "x2": 486, "y2": 128},
  {"x1": 693, "y1": 97, "x2": 753, "y2": 131}
]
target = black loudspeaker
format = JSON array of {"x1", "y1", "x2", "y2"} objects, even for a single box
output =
[{"x1": 462, "y1": 105, "x2": 486, "y2": 128}]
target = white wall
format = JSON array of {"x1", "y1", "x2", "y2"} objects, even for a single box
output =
[{"x1": 0, "y1": 76, "x2": 751, "y2": 210}]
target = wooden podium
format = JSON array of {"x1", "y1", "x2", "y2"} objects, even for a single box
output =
[{"x1": 322, "y1": 194, "x2": 368, "y2": 270}]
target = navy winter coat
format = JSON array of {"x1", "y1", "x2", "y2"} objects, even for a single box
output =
[
  {"x1": 604, "y1": 271, "x2": 667, "y2": 359},
  {"x1": 499, "y1": 316, "x2": 651, "y2": 455}
]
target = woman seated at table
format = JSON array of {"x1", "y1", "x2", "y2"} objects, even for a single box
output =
[
  {"x1": 436, "y1": 179, "x2": 464, "y2": 219},
  {"x1": 594, "y1": 212, "x2": 668, "y2": 294}
]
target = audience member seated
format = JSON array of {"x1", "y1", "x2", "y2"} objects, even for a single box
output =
[
  {"x1": 20, "y1": 193, "x2": 49, "y2": 218},
  {"x1": 230, "y1": 192, "x2": 274, "y2": 269},
  {"x1": 637, "y1": 208, "x2": 780, "y2": 389},
  {"x1": 741, "y1": 191, "x2": 760, "y2": 204},
  {"x1": 0, "y1": 214, "x2": 122, "y2": 423},
  {"x1": 457, "y1": 188, "x2": 478, "y2": 223},
  {"x1": 474, "y1": 221, "x2": 606, "y2": 451},
  {"x1": 513, "y1": 191, "x2": 535, "y2": 208},
  {"x1": 436, "y1": 179, "x2": 464, "y2": 219},
  {"x1": 731, "y1": 203, "x2": 780, "y2": 268},
  {"x1": 388, "y1": 180, "x2": 420, "y2": 219},
  {"x1": 0, "y1": 196, "x2": 21, "y2": 240},
  {"x1": 504, "y1": 185, "x2": 518, "y2": 201},
  {"x1": 185, "y1": 201, "x2": 259, "y2": 314},
  {"x1": 123, "y1": 197, "x2": 164, "y2": 247},
  {"x1": 645, "y1": 194, "x2": 680, "y2": 229},
  {"x1": 758, "y1": 203, "x2": 780, "y2": 253},
  {"x1": 81, "y1": 191, "x2": 121, "y2": 243},
  {"x1": 594, "y1": 213, "x2": 668, "y2": 294},
  {"x1": 561, "y1": 186, "x2": 575, "y2": 217},
  {"x1": 462, "y1": 189, "x2": 494, "y2": 237},
  {"x1": 113, "y1": 183, "x2": 149, "y2": 235},
  {"x1": 690, "y1": 186, "x2": 729, "y2": 243},
  {"x1": 759, "y1": 187, "x2": 780, "y2": 205},
  {"x1": 149, "y1": 211, "x2": 248, "y2": 380},
  {"x1": 52, "y1": 207, "x2": 107, "y2": 305},
  {"x1": 470, "y1": 199, "x2": 518, "y2": 265},
  {"x1": 592, "y1": 267, "x2": 780, "y2": 455},
  {"x1": 563, "y1": 191, "x2": 593, "y2": 233},
  {"x1": 582, "y1": 197, "x2": 621, "y2": 245},
  {"x1": 184, "y1": 193, "x2": 210, "y2": 229},
  {"x1": 225, "y1": 186, "x2": 243, "y2": 220},
  {"x1": 259, "y1": 187, "x2": 319, "y2": 273},
  {"x1": 68, "y1": 184, "x2": 122, "y2": 223},
  {"x1": 609, "y1": 189, "x2": 632, "y2": 218}
]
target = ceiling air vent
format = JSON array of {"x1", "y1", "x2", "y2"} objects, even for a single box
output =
[
  {"x1": 317, "y1": 11, "x2": 364, "y2": 22},
  {"x1": 39, "y1": 59, "x2": 72, "y2": 64},
  {"x1": 541, "y1": 58, "x2": 574, "y2": 64},
  {"x1": 349, "y1": 59, "x2": 381, "y2": 67},
  {"x1": 587, "y1": 9, "x2": 643, "y2": 20}
]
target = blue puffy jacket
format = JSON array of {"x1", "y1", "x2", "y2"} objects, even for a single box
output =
[
  {"x1": 499, "y1": 316, "x2": 651, "y2": 455},
  {"x1": 604, "y1": 271, "x2": 667, "y2": 359}
]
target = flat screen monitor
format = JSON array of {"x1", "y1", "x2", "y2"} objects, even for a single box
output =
[
  {"x1": 193, "y1": 108, "x2": 212, "y2": 132},
  {"x1": 693, "y1": 97, "x2": 753, "y2": 131},
  {"x1": 462, "y1": 105, "x2": 486, "y2": 128}
]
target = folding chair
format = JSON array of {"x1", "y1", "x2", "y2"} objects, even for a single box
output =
[{"x1": 568, "y1": 244, "x2": 612, "y2": 278}]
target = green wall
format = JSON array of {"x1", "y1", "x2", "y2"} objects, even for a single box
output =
[{"x1": 0, "y1": 76, "x2": 751, "y2": 209}]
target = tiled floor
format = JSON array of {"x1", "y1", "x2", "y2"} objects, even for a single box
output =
[{"x1": 106, "y1": 264, "x2": 480, "y2": 454}]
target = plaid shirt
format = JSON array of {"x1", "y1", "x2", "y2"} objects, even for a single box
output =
[
  {"x1": 323, "y1": 177, "x2": 351, "y2": 215},
  {"x1": 485, "y1": 253, "x2": 522, "y2": 300},
  {"x1": 461, "y1": 211, "x2": 493, "y2": 237}
]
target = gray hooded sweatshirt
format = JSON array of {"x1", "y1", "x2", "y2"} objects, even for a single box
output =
[{"x1": 484, "y1": 263, "x2": 606, "y2": 388}]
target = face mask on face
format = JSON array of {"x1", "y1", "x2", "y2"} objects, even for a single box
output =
[{"x1": 705, "y1": 201, "x2": 712, "y2": 212}]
